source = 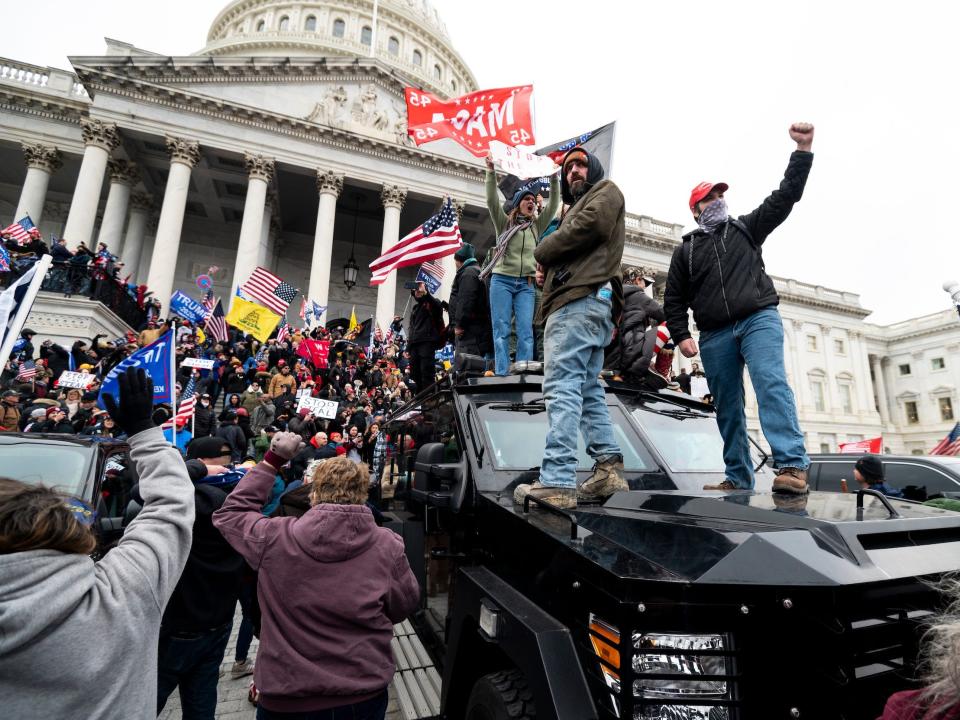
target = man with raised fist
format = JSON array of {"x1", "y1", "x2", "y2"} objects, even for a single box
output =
[{"x1": 665, "y1": 123, "x2": 815, "y2": 495}]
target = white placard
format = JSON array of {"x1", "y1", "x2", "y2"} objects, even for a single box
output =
[
  {"x1": 489, "y1": 142, "x2": 559, "y2": 180},
  {"x1": 296, "y1": 396, "x2": 339, "y2": 419},
  {"x1": 58, "y1": 371, "x2": 95, "y2": 389},
  {"x1": 182, "y1": 357, "x2": 215, "y2": 369}
]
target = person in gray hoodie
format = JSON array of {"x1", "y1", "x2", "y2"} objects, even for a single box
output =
[
  {"x1": 0, "y1": 367, "x2": 195, "y2": 720},
  {"x1": 213, "y1": 435, "x2": 420, "y2": 719}
]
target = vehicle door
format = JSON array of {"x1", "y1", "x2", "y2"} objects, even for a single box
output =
[
  {"x1": 93, "y1": 449, "x2": 134, "y2": 552},
  {"x1": 812, "y1": 460, "x2": 857, "y2": 492}
]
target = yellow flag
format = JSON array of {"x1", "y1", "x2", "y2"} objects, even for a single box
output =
[
  {"x1": 225, "y1": 296, "x2": 281, "y2": 343},
  {"x1": 348, "y1": 306, "x2": 358, "y2": 332},
  {"x1": 195, "y1": 327, "x2": 206, "y2": 345}
]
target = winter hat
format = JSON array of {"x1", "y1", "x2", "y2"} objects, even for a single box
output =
[
  {"x1": 45, "y1": 406, "x2": 62, "y2": 418},
  {"x1": 187, "y1": 436, "x2": 230, "y2": 460},
  {"x1": 855, "y1": 454, "x2": 884, "y2": 482},
  {"x1": 298, "y1": 408, "x2": 310, "y2": 417},
  {"x1": 509, "y1": 188, "x2": 536, "y2": 212},
  {"x1": 454, "y1": 243, "x2": 476, "y2": 262},
  {"x1": 335, "y1": 446, "x2": 347, "y2": 456},
  {"x1": 81, "y1": 391, "x2": 98, "y2": 403}
]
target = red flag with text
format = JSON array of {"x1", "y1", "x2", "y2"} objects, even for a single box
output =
[
  {"x1": 297, "y1": 339, "x2": 330, "y2": 370},
  {"x1": 405, "y1": 85, "x2": 535, "y2": 157},
  {"x1": 838, "y1": 437, "x2": 883, "y2": 454}
]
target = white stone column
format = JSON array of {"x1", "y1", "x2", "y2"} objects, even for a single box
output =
[
  {"x1": 256, "y1": 191, "x2": 277, "y2": 270},
  {"x1": 96, "y1": 159, "x2": 139, "y2": 252},
  {"x1": 15, "y1": 143, "x2": 62, "y2": 225},
  {"x1": 232, "y1": 154, "x2": 275, "y2": 305},
  {"x1": 145, "y1": 136, "x2": 200, "y2": 311},
  {"x1": 121, "y1": 192, "x2": 152, "y2": 282},
  {"x1": 871, "y1": 355, "x2": 891, "y2": 426},
  {"x1": 63, "y1": 119, "x2": 120, "y2": 247},
  {"x1": 789, "y1": 320, "x2": 810, "y2": 410},
  {"x1": 376, "y1": 184, "x2": 407, "y2": 331},
  {"x1": 850, "y1": 331, "x2": 873, "y2": 416},
  {"x1": 819, "y1": 324, "x2": 839, "y2": 412},
  {"x1": 308, "y1": 169, "x2": 343, "y2": 313}
]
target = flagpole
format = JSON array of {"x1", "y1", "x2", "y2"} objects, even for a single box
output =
[
  {"x1": 170, "y1": 318, "x2": 177, "y2": 450},
  {"x1": 368, "y1": 313, "x2": 375, "y2": 358},
  {"x1": 0, "y1": 254, "x2": 52, "y2": 363}
]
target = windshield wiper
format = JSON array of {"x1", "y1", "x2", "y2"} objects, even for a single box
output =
[
  {"x1": 486, "y1": 400, "x2": 546, "y2": 414},
  {"x1": 641, "y1": 406, "x2": 709, "y2": 421}
]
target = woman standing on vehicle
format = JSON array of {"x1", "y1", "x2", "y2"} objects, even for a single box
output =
[
  {"x1": 213, "y1": 442, "x2": 419, "y2": 719},
  {"x1": 481, "y1": 155, "x2": 561, "y2": 375},
  {"x1": 0, "y1": 368, "x2": 195, "y2": 719}
]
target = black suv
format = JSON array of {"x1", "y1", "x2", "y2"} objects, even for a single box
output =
[
  {"x1": 0, "y1": 433, "x2": 132, "y2": 554},
  {"x1": 379, "y1": 372, "x2": 960, "y2": 720},
  {"x1": 808, "y1": 453, "x2": 960, "y2": 498}
]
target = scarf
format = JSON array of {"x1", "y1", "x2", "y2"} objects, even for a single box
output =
[
  {"x1": 478, "y1": 219, "x2": 533, "y2": 280},
  {"x1": 697, "y1": 198, "x2": 729, "y2": 234}
]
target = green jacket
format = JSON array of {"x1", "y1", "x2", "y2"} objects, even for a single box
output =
[
  {"x1": 485, "y1": 171, "x2": 561, "y2": 278},
  {"x1": 534, "y1": 179, "x2": 625, "y2": 323}
]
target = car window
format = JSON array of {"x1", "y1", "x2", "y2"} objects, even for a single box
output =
[
  {"x1": 0, "y1": 441, "x2": 92, "y2": 496},
  {"x1": 478, "y1": 404, "x2": 655, "y2": 471},
  {"x1": 884, "y1": 462, "x2": 960, "y2": 495},
  {"x1": 814, "y1": 461, "x2": 857, "y2": 492},
  {"x1": 97, "y1": 453, "x2": 133, "y2": 518}
]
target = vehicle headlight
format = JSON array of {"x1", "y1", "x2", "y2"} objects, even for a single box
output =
[{"x1": 633, "y1": 633, "x2": 732, "y2": 720}]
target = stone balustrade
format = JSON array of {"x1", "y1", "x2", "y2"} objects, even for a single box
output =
[{"x1": 0, "y1": 57, "x2": 88, "y2": 99}]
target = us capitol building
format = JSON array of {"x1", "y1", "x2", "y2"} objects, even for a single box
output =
[{"x1": 0, "y1": 0, "x2": 956, "y2": 456}]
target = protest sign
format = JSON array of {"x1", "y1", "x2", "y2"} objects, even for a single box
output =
[
  {"x1": 58, "y1": 371, "x2": 95, "y2": 389},
  {"x1": 488, "y1": 143, "x2": 559, "y2": 179},
  {"x1": 295, "y1": 396, "x2": 339, "y2": 419},
  {"x1": 181, "y1": 357, "x2": 215, "y2": 370}
]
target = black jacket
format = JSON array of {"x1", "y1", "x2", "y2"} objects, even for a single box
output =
[
  {"x1": 408, "y1": 292, "x2": 445, "y2": 347},
  {"x1": 607, "y1": 284, "x2": 665, "y2": 376},
  {"x1": 194, "y1": 403, "x2": 216, "y2": 437},
  {"x1": 449, "y1": 260, "x2": 493, "y2": 353},
  {"x1": 665, "y1": 151, "x2": 813, "y2": 342},
  {"x1": 215, "y1": 423, "x2": 247, "y2": 463}
]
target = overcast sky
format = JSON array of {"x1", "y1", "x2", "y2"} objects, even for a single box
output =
[{"x1": 7, "y1": 0, "x2": 958, "y2": 324}]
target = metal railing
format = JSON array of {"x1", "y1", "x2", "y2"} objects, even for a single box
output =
[{"x1": 0, "y1": 260, "x2": 147, "y2": 329}]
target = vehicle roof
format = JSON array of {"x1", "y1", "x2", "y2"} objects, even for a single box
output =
[
  {"x1": 0, "y1": 433, "x2": 128, "y2": 450},
  {"x1": 811, "y1": 453, "x2": 960, "y2": 467}
]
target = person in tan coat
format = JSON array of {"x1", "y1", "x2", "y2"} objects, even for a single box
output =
[
  {"x1": 0, "y1": 390, "x2": 22, "y2": 431},
  {"x1": 267, "y1": 366, "x2": 297, "y2": 398}
]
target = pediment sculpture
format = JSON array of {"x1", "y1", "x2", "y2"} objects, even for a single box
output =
[{"x1": 305, "y1": 85, "x2": 348, "y2": 127}]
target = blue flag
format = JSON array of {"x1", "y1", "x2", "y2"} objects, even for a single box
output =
[
  {"x1": 416, "y1": 267, "x2": 442, "y2": 295},
  {"x1": 97, "y1": 330, "x2": 174, "y2": 410},
  {"x1": 169, "y1": 290, "x2": 209, "y2": 324}
]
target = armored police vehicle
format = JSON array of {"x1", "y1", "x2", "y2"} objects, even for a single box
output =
[{"x1": 380, "y1": 366, "x2": 960, "y2": 720}]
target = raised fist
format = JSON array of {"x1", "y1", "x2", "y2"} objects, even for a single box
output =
[
  {"x1": 789, "y1": 123, "x2": 814, "y2": 151},
  {"x1": 484, "y1": 152, "x2": 495, "y2": 170},
  {"x1": 269, "y1": 431, "x2": 305, "y2": 461}
]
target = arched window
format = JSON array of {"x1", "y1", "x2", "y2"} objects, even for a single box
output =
[
  {"x1": 304, "y1": 15, "x2": 316, "y2": 31},
  {"x1": 278, "y1": 15, "x2": 290, "y2": 31},
  {"x1": 412, "y1": 49, "x2": 422, "y2": 66},
  {"x1": 388, "y1": 36, "x2": 400, "y2": 56},
  {"x1": 332, "y1": 18, "x2": 345, "y2": 38},
  {"x1": 235, "y1": 23, "x2": 244, "y2": 34},
  {"x1": 256, "y1": 19, "x2": 266, "y2": 32},
  {"x1": 434, "y1": 64, "x2": 442, "y2": 80},
  {"x1": 450, "y1": 79, "x2": 457, "y2": 93},
  {"x1": 361, "y1": 25, "x2": 372, "y2": 45}
]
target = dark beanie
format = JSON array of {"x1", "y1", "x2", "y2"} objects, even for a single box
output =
[
  {"x1": 855, "y1": 454, "x2": 884, "y2": 481},
  {"x1": 454, "y1": 243, "x2": 475, "y2": 261},
  {"x1": 187, "y1": 436, "x2": 229, "y2": 460},
  {"x1": 510, "y1": 188, "x2": 536, "y2": 211}
]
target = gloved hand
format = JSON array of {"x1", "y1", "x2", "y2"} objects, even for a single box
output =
[
  {"x1": 268, "y1": 431, "x2": 305, "y2": 461},
  {"x1": 102, "y1": 367, "x2": 156, "y2": 437}
]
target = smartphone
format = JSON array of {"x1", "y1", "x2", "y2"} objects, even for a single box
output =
[{"x1": 403, "y1": 281, "x2": 420, "y2": 290}]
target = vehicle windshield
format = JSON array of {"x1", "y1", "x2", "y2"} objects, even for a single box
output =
[
  {"x1": 476, "y1": 403, "x2": 654, "y2": 471},
  {"x1": 0, "y1": 441, "x2": 92, "y2": 496},
  {"x1": 630, "y1": 401, "x2": 764, "y2": 473}
]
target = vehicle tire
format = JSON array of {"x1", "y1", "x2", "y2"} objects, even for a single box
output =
[{"x1": 465, "y1": 669, "x2": 536, "y2": 719}]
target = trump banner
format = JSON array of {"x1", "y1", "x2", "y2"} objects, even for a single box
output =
[
  {"x1": 97, "y1": 331, "x2": 174, "y2": 409},
  {"x1": 296, "y1": 338, "x2": 331, "y2": 370},
  {"x1": 224, "y1": 296, "x2": 281, "y2": 343},
  {"x1": 838, "y1": 437, "x2": 883, "y2": 454},
  {"x1": 405, "y1": 85, "x2": 535, "y2": 157},
  {"x1": 169, "y1": 290, "x2": 209, "y2": 324}
]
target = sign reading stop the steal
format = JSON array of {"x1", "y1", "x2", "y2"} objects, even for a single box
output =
[{"x1": 296, "y1": 396, "x2": 339, "y2": 420}]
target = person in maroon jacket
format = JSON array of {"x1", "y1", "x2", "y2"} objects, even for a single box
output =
[{"x1": 212, "y1": 432, "x2": 419, "y2": 720}]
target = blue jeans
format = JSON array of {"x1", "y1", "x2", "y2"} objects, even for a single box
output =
[
  {"x1": 489, "y1": 273, "x2": 535, "y2": 375},
  {"x1": 157, "y1": 623, "x2": 232, "y2": 719},
  {"x1": 540, "y1": 294, "x2": 622, "y2": 488},
  {"x1": 698, "y1": 307, "x2": 809, "y2": 489},
  {"x1": 256, "y1": 690, "x2": 388, "y2": 720}
]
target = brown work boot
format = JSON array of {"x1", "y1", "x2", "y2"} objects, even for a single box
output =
[
  {"x1": 579, "y1": 459, "x2": 628, "y2": 502},
  {"x1": 514, "y1": 482, "x2": 577, "y2": 509},
  {"x1": 703, "y1": 479, "x2": 739, "y2": 491},
  {"x1": 773, "y1": 467, "x2": 809, "y2": 495}
]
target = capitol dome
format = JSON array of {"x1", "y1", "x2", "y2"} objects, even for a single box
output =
[{"x1": 200, "y1": 0, "x2": 478, "y2": 99}]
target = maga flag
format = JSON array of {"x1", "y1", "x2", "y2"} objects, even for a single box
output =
[
  {"x1": 838, "y1": 437, "x2": 883, "y2": 454},
  {"x1": 225, "y1": 296, "x2": 281, "y2": 343},
  {"x1": 297, "y1": 339, "x2": 330, "y2": 370},
  {"x1": 405, "y1": 85, "x2": 535, "y2": 157}
]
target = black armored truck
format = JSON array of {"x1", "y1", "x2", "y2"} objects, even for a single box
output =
[{"x1": 380, "y1": 366, "x2": 960, "y2": 720}]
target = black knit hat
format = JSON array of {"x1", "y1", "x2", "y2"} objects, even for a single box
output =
[
  {"x1": 454, "y1": 243, "x2": 475, "y2": 261},
  {"x1": 855, "y1": 454, "x2": 884, "y2": 481}
]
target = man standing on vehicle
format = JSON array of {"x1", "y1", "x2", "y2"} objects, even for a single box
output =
[
  {"x1": 664, "y1": 123, "x2": 815, "y2": 494},
  {"x1": 514, "y1": 146, "x2": 628, "y2": 509}
]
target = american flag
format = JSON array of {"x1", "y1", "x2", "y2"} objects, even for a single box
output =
[
  {"x1": 162, "y1": 375, "x2": 197, "y2": 429},
  {"x1": 420, "y1": 259, "x2": 445, "y2": 280},
  {"x1": 240, "y1": 267, "x2": 298, "y2": 315},
  {"x1": 374, "y1": 323, "x2": 383, "y2": 343},
  {"x1": 931, "y1": 422, "x2": 960, "y2": 456},
  {"x1": 254, "y1": 345, "x2": 267, "y2": 364},
  {"x1": 201, "y1": 289, "x2": 216, "y2": 315},
  {"x1": 0, "y1": 243, "x2": 10, "y2": 273},
  {"x1": 16, "y1": 360, "x2": 37, "y2": 381},
  {"x1": 2, "y1": 217, "x2": 36, "y2": 244},
  {"x1": 276, "y1": 322, "x2": 291, "y2": 344},
  {"x1": 370, "y1": 198, "x2": 462, "y2": 286},
  {"x1": 204, "y1": 299, "x2": 228, "y2": 343}
]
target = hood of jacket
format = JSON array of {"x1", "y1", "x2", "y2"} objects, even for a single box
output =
[
  {"x1": 0, "y1": 549, "x2": 94, "y2": 654},
  {"x1": 560, "y1": 146, "x2": 606, "y2": 205},
  {"x1": 291, "y1": 503, "x2": 378, "y2": 562}
]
